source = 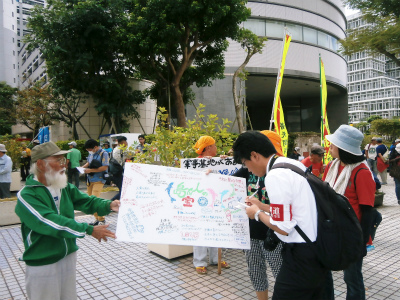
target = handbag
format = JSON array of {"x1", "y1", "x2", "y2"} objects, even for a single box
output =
[{"x1": 377, "y1": 156, "x2": 389, "y2": 173}]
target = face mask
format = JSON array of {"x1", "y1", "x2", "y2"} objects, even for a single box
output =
[{"x1": 88, "y1": 151, "x2": 94, "y2": 155}]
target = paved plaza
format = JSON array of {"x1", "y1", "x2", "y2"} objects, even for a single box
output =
[{"x1": 1, "y1": 177, "x2": 400, "y2": 300}]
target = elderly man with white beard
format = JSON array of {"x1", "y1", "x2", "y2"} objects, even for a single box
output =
[{"x1": 15, "y1": 141, "x2": 120, "y2": 300}]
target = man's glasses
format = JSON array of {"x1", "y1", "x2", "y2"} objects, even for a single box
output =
[{"x1": 44, "y1": 157, "x2": 67, "y2": 166}]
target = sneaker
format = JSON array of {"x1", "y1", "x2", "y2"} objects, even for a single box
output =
[
  {"x1": 366, "y1": 245, "x2": 375, "y2": 252},
  {"x1": 97, "y1": 221, "x2": 106, "y2": 226},
  {"x1": 89, "y1": 221, "x2": 99, "y2": 226}
]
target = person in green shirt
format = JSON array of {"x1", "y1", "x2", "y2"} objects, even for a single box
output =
[{"x1": 67, "y1": 141, "x2": 82, "y2": 188}]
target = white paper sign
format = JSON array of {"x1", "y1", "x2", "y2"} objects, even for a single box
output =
[
  {"x1": 116, "y1": 163, "x2": 250, "y2": 249},
  {"x1": 180, "y1": 157, "x2": 241, "y2": 176}
]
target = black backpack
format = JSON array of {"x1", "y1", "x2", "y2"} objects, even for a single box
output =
[
  {"x1": 271, "y1": 162, "x2": 364, "y2": 271},
  {"x1": 108, "y1": 158, "x2": 124, "y2": 176}
]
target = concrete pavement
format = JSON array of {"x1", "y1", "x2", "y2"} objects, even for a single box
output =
[{"x1": 1, "y1": 177, "x2": 400, "y2": 299}]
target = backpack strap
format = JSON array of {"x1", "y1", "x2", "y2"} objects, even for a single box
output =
[
  {"x1": 270, "y1": 162, "x2": 315, "y2": 244},
  {"x1": 353, "y1": 167, "x2": 368, "y2": 190}
]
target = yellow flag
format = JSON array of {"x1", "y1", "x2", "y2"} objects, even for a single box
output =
[
  {"x1": 320, "y1": 57, "x2": 333, "y2": 163},
  {"x1": 273, "y1": 34, "x2": 291, "y2": 157}
]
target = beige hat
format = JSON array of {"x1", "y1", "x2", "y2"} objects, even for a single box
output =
[
  {"x1": 0, "y1": 144, "x2": 7, "y2": 153},
  {"x1": 31, "y1": 141, "x2": 70, "y2": 162}
]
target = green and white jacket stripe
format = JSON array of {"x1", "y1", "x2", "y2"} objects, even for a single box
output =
[{"x1": 15, "y1": 175, "x2": 112, "y2": 266}]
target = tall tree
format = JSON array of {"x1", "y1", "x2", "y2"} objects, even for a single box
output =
[
  {"x1": 50, "y1": 93, "x2": 90, "y2": 140},
  {"x1": 26, "y1": 0, "x2": 146, "y2": 133},
  {"x1": 122, "y1": 0, "x2": 251, "y2": 127},
  {"x1": 232, "y1": 29, "x2": 267, "y2": 133},
  {"x1": 0, "y1": 82, "x2": 17, "y2": 135},
  {"x1": 342, "y1": 0, "x2": 400, "y2": 66},
  {"x1": 14, "y1": 82, "x2": 53, "y2": 135}
]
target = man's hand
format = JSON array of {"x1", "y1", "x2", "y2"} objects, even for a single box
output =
[
  {"x1": 91, "y1": 225, "x2": 116, "y2": 242},
  {"x1": 246, "y1": 204, "x2": 259, "y2": 219},
  {"x1": 110, "y1": 200, "x2": 120, "y2": 212},
  {"x1": 84, "y1": 168, "x2": 92, "y2": 174}
]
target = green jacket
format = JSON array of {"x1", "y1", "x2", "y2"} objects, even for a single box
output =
[{"x1": 15, "y1": 175, "x2": 112, "y2": 266}]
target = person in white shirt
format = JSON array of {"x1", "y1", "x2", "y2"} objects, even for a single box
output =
[
  {"x1": 232, "y1": 131, "x2": 328, "y2": 300},
  {"x1": 0, "y1": 144, "x2": 12, "y2": 199},
  {"x1": 365, "y1": 137, "x2": 378, "y2": 174}
]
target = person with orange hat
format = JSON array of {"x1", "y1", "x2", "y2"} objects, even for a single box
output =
[
  {"x1": 232, "y1": 130, "x2": 283, "y2": 300},
  {"x1": 193, "y1": 135, "x2": 230, "y2": 274}
]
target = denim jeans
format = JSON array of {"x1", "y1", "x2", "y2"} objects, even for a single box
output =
[
  {"x1": 343, "y1": 258, "x2": 365, "y2": 300},
  {"x1": 367, "y1": 158, "x2": 378, "y2": 175},
  {"x1": 394, "y1": 177, "x2": 400, "y2": 201}
]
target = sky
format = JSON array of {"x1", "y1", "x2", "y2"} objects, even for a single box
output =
[{"x1": 344, "y1": 7, "x2": 360, "y2": 17}]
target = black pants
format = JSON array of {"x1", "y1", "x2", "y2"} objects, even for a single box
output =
[
  {"x1": 67, "y1": 168, "x2": 80, "y2": 188},
  {"x1": 272, "y1": 243, "x2": 328, "y2": 300},
  {"x1": 111, "y1": 174, "x2": 123, "y2": 201}
]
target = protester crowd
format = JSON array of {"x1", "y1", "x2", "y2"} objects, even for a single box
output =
[{"x1": 11, "y1": 126, "x2": 400, "y2": 300}]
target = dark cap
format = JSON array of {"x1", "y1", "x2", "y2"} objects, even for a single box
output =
[{"x1": 31, "y1": 141, "x2": 70, "y2": 162}]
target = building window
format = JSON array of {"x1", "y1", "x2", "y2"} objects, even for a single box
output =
[
  {"x1": 303, "y1": 27, "x2": 317, "y2": 44},
  {"x1": 265, "y1": 20, "x2": 284, "y2": 38},
  {"x1": 243, "y1": 19, "x2": 265, "y2": 36}
]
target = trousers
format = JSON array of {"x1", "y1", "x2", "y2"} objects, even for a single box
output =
[
  {"x1": 87, "y1": 181, "x2": 105, "y2": 221},
  {"x1": 26, "y1": 252, "x2": 77, "y2": 300},
  {"x1": 193, "y1": 246, "x2": 218, "y2": 267},
  {"x1": 272, "y1": 243, "x2": 328, "y2": 300}
]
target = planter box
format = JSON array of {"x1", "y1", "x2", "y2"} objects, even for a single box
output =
[
  {"x1": 374, "y1": 193, "x2": 384, "y2": 207},
  {"x1": 147, "y1": 244, "x2": 193, "y2": 259},
  {"x1": 0, "y1": 200, "x2": 20, "y2": 226},
  {"x1": 10, "y1": 171, "x2": 21, "y2": 192}
]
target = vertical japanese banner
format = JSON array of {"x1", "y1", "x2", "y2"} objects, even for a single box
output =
[
  {"x1": 320, "y1": 56, "x2": 333, "y2": 164},
  {"x1": 273, "y1": 34, "x2": 291, "y2": 157}
]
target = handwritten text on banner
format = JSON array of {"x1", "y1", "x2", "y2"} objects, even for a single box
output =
[{"x1": 116, "y1": 163, "x2": 250, "y2": 249}]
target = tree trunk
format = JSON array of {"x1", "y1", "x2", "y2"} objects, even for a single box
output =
[
  {"x1": 72, "y1": 120, "x2": 79, "y2": 140},
  {"x1": 172, "y1": 82, "x2": 186, "y2": 128},
  {"x1": 232, "y1": 72, "x2": 245, "y2": 133}
]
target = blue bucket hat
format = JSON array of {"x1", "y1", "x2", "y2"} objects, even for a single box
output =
[{"x1": 325, "y1": 125, "x2": 363, "y2": 156}]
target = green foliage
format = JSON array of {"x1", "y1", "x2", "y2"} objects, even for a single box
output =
[
  {"x1": 121, "y1": 0, "x2": 251, "y2": 127},
  {"x1": 367, "y1": 115, "x2": 382, "y2": 123},
  {"x1": 0, "y1": 135, "x2": 24, "y2": 171},
  {"x1": 341, "y1": 0, "x2": 400, "y2": 66},
  {"x1": 26, "y1": 0, "x2": 146, "y2": 133},
  {"x1": 0, "y1": 82, "x2": 18, "y2": 135},
  {"x1": 370, "y1": 119, "x2": 400, "y2": 139},
  {"x1": 134, "y1": 104, "x2": 237, "y2": 167},
  {"x1": 55, "y1": 139, "x2": 90, "y2": 161}
]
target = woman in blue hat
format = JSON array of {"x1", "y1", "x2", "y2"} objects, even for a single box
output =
[{"x1": 322, "y1": 125, "x2": 376, "y2": 300}]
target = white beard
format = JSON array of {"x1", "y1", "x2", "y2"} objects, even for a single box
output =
[{"x1": 45, "y1": 166, "x2": 68, "y2": 189}]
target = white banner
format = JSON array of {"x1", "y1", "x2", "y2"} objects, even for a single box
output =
[
  {"x1": 116, "y1": 163, "x2": 250, "y2": 249},
  {"x1": 180, "y1": 157, "x2": 241, "y2": 176}
]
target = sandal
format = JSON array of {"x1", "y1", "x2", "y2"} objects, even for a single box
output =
[
  {"x1": 221, "y1": 261, "x2": 230, "y2": 269},
  {"x1": 196, "y1": 266, "x2": 207, "y2": 274}
]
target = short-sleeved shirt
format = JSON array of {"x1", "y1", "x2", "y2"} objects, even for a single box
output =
[
  {"x1": 67, "y1": 148, "x2": 81, "y2": 169},
  {"x1": 365, "y1": 144, "x2": 378, "y2": 160},
  {"x1": 301, "y1": 156, "x2": 324, "y2": 177},
  {"x1": 87, "y1": 149, "x2": 109, "y2": 183},
  {"x1": 323, "y1": 163, "x2": 375, "y2": 221},
  {"x1": 266, "y1": 157, "x2": 318, "y2": 243},
  {"x1": 103, "y1": 147, "x2": 113, "y2": 155},
  {"x1": 376, "y1": 144, "x2": 388, "y2": 159}
]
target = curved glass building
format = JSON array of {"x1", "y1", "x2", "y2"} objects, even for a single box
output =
[{"x1": 188, "y1": 0, "x2": 348, "y2": 132}]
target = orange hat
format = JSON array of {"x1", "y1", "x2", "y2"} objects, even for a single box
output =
[
  {"x1": 260, "y1": 130, "x2": 284, "y2": 156},
  {"x1": 194, "y1": 136, "x2": 215, "y2": 155}
]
